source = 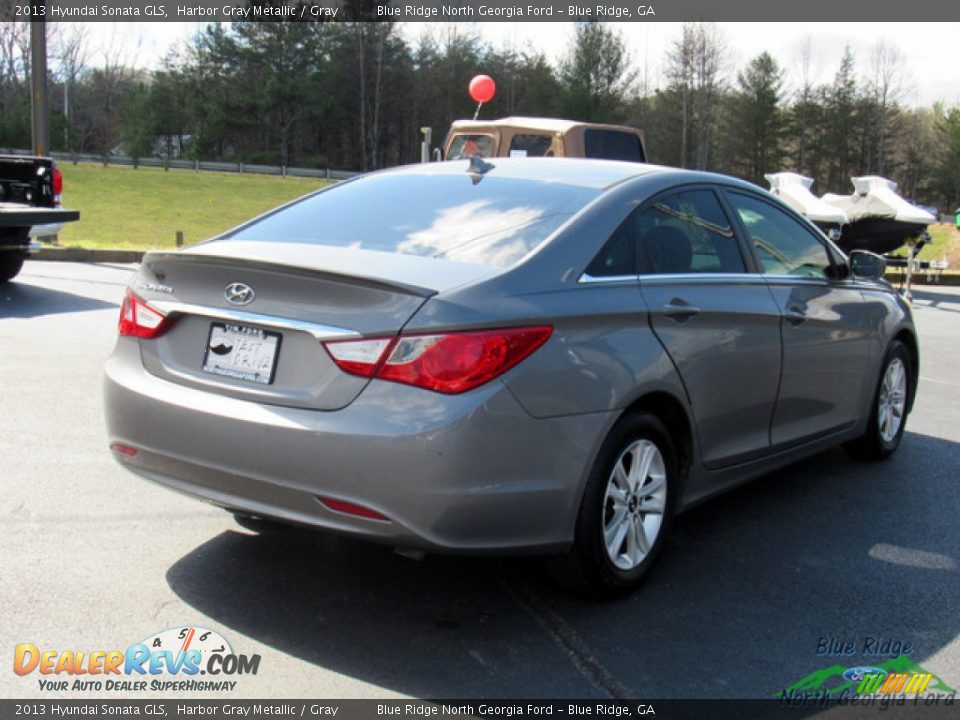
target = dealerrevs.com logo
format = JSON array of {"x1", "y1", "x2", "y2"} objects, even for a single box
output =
[{"x1": 13, "y1": 626, "x2": 261, "y2": 692}]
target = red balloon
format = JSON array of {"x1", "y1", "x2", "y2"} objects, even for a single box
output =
[{"x1": 469, "y1": 75, "x2": 496, "y2": 104}]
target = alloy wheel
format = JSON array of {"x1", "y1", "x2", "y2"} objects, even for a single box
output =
[
  {"x1": 878, "y1": 357, "x2": 907, "y2": 443},
  {"x1": 602, "y1": 439, "x2": 667, "y2": 571}
]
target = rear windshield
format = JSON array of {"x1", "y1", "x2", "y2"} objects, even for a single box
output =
[
  {"x1": 584, "y1": 129, "x2": 645, "y2": 162},
  {"x1": 446, "y1": 134, "x2": 494, "y2": 160},
  {"x1": 225, "y1": 171, "x2": 600, "y2": 268}
]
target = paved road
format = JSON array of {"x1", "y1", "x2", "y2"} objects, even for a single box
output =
[{"x1": 2, "y1": 261, "x2": 959, "y2": 701}]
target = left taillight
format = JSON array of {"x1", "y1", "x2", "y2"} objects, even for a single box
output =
[
  {"x1": 324, "y1": 325, "x2": 553, "y2": 394},
  {"x1": 118, "y1": 289, "x2": 174, "y2": 339}
]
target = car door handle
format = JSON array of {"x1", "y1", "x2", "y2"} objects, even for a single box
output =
[
  {"x1": 785, "y1": 306, "x2": 807, "y2": 325},
  {"x1": 663, "y1": 300, "x2": 701, "y2": 319}
]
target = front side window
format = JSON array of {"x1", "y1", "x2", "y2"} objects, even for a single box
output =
[
  {"x1": 726, "y1": 192, "x2": 833, "y2": 278},
  {"x1": 636, "y1": 189, "x2": 745, "y2": 275}
]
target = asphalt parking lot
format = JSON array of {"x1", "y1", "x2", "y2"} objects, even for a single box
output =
[{"x1": 2, "y1": 260, "x2": 959, "y2": 700}]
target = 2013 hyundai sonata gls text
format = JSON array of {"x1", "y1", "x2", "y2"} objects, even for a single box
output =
[{"x1": 104, "y1": 158, "x2": 917, "y2": 597}]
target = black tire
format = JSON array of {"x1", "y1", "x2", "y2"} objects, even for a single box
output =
[
  {"x1": 548, "y1": 412, "x2": 678, "y2": 600},
  {"x1": 844, "y1": 340, "x2": 912, "y2": 461},
  {"x1": 0, "y1": 251, "x2": 26, "y2": 282}
]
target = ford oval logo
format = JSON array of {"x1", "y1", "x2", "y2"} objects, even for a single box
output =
[
  {"x1": 224, "y1": 282, "x2": 255, "y2": 306},
  {"x1": 842, "y1": 666, "x2": 887, "y2": 682}
]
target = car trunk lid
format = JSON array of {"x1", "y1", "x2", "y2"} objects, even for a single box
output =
[{"x1": 130, "y1": 242, "x2": 499, "y2": 410}]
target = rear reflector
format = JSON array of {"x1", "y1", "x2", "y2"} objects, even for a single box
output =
[
  {"x1": 323, "y1": 326, "x2": 552, "y2": 394},
  {"x1": 118, "y1": 289, "x2": 175, "y2": 339},
  {"x1": 110, "y1": 443, "x2": 139, "y2": 457},
  {"x1": 318, "y1": 497, "x2": 389, "y2": 522}
]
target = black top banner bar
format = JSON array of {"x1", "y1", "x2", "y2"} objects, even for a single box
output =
[{"x1": 2, "y1": 0, "x2": 959, "y2": 22}]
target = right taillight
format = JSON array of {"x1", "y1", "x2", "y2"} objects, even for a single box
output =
[
  {"x1": 51, "y1": 167, "x2": 63, "y2": 206},
  {"x1": 324, "y1": 326, "x2": 552, "y2": 394},
  {"x1": 118, "y1": 289, "x2": 174, "y2": 339}
]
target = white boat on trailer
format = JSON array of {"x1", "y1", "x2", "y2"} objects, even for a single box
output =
[
  {"x1": 765, "y1": 172, "x2": 848, "y2": 229},
  {"x1": 766, "y1": 173, "x2": 946, "y2": 299},
  {"x1": 821, "y1": 176, "x2": 936, "y2": 255}
]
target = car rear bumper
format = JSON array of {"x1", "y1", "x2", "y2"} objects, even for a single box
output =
[{"x1": 104, "y1": 339, "x2": 611, "y2": 554}]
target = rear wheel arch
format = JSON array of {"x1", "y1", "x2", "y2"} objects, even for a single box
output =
[
  {"x1": 845, "y1": 337, "x2": 912, "y2": 461},
  {"x1": 565, "y1": 390, "x2": 694, "y2": 546},
  {"x1": 893, "y1": 329, "x2": 919, "y2": 413},
  {"x1": 551, "y1": 409, "x2": 680, "y2": 597},
  {"x1": 618, "y1": 391, "x2": 694, "y2": 508}
]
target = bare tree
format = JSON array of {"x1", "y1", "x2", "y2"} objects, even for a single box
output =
[
  {"x1": 665, "y1": 25, "x2": 694, "y2": 167},
  {"x1": 0, "y1": 21, "x2": 29, "y2": 115},
  {"x1": 867, "y1": 39, "x2": 907, "y2": 175},
  {"x1": 789, "y1": 35, "x2": 825, "y2": 180},
  {"x1": 896, "y1": 107, "x2": 938, "y2": 200},
  {"x1": 49, "y1": 23, "x2": 90, "y2": 150},
  {"x1": 351, "y1": 23, "x2": 394, "y2": 171},
  {"x1": 665, "y1": 23, "x2": 727, "y2": 169},
  {"x1": 692, "y1": 23, "x2": 726, "y2": 169},
  {"x1": 67, "y1": 25, "x2": 141, "y2": 154}
]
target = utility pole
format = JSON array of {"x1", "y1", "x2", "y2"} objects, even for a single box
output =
[
  {"x1": 30, "y1": 4, "x2": 49, "y2": 157},
  {"x1": 63, "y1": 74, "x2": 69, "y2": 151}
]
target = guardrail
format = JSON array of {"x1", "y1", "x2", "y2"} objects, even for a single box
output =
[{"x1": 0, "y1": 148, "x2": 360, "y2": 180}]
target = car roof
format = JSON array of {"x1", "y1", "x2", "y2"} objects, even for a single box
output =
[
  {"x1": 372, "y1": 157, "x2": 696, "y2": 192},
  {"x1": 448, "y1": 116, "x2": 645, "y2": 135}
]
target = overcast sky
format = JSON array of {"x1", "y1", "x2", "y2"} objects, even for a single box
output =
[{"x1": 82, "y1": 22, "x2": 960, "y2": 107}]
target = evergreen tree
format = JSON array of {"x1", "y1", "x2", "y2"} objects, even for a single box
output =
[
  {"x1": 722, "y1": 52, "x2": 785, "y2": 185},
  {"x1": 558, "y1": 22, "x2": 636, "y2": 123}
]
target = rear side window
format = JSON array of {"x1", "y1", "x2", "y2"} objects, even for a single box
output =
[
  {"x1": 584, "y1": 130, "x2": 645, "y2": 162},
  {"x1": 585, "y1": 216, "x2": 634, "y2": 277},
  {"x1": 636, "y1": 190, "x2": 745, "y2": 275},
  {"x1": 726, "y1": 191, "x2": 832, "y2": 278},
  {"x1": 225, "y1": 172, "x2": 601, "y2": 269},
  {"x1": 509, "y1": 134, "x2": 554, "y2": 157}
]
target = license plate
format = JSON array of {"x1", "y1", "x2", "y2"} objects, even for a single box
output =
[{"x1": 202, "y1": 323, "x2": 281, "y2": 385}]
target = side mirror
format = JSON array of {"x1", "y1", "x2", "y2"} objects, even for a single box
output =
[{"x1": 849, "y1": 249, "x2": 886, "y2": 280}]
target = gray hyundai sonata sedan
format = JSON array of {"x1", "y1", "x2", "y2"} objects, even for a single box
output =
[{"x1": 104, "y1": 158, "x2": 917, "y2": 597}]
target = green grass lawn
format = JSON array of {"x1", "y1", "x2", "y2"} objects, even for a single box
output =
[
  {"x1": 55, "y1": 163, "x2": 329, "y2": 250},
  {"x1": 889, "y1": 223, "x2": 959, "y2": 263},
  {"x1": 53, "y1": 163, "x2": 960, "y2": 266}
]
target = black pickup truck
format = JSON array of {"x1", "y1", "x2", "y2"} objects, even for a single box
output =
[{"x1": 0, "y1": 154, "x2": 80, "y2": 281}]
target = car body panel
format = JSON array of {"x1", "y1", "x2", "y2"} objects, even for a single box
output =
[
  {"x1": 763, "y1": 276, "x2": 874, "y2": 446},
  {"x1": 641, "y1": 275, "x2": 783, "y2": 468},
  {"x1": 160, "y1": 242, "x2": 500, "y2": 297},
  {"x1": 136, "y1": 252, "x2": 432, "y2": 410},
  {"x1": 498, "y1": 285, "x2": 681, "y2": 419},
  {"x1": 105, "y1": 338, "x2": 610, "y2": 553},
  {"x1": 102, "y1": 158, "x2": 918, "y2": 554}
]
